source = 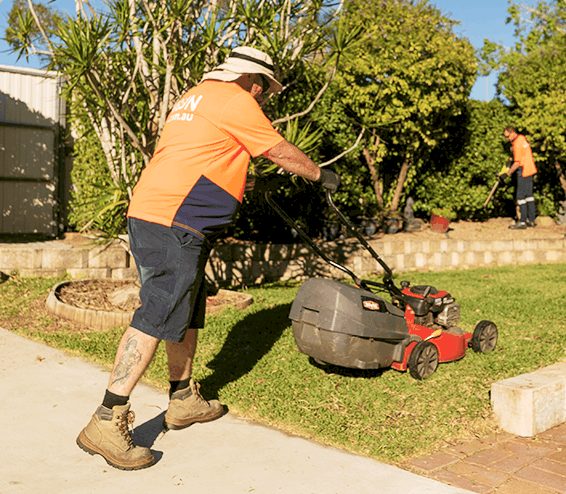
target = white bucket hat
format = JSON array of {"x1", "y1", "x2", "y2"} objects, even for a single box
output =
[{"x1": 201, "y1": 46, "x2": 283, "y2": 94}]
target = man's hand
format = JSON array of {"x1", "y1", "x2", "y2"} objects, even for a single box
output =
[
  {"x1": 318, "y1": 169, "x2": 341, "y2": 193},
  {"x1": 498, "y1": 173, "x2": 509, "y2": 184},
  {"x1": 245, "y1": 174, "x2": 256, "y2": 192}
]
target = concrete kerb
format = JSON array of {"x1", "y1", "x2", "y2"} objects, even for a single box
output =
[
  {"x1": 0, "y1": 328, "x2": 474, "y2": 494},
  {"x1": 491, "y1": 361, "x2": 566, "y2": 437}
]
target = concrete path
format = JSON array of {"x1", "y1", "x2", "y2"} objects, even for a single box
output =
[{"x1": 0, "y1": 328, "x2": 473, "y2": 494}]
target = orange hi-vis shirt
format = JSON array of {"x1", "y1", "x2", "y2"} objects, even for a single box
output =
[
  {"x1": 512, "y1": 134, "x2": 537, "y2": 177},
  {"x1": 127, "y1": 80, "x2": 284, "y2": 240}
]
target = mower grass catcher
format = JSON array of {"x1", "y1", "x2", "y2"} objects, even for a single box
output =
[{"x1": 266, "y1": 187, "x2": 498, "y2": 380}]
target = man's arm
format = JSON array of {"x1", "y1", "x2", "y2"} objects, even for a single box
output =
[
  {"x1": 507, "y1": 147, "x2": 521, "y2": 175},
  {"x1": 263, "y1": 139, "x2": 321, "y2": 181},
  {"x1": 507, "y1": 160, "x2": 521, "y2": 175}
]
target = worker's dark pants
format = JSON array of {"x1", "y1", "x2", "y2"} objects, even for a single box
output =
[{"x1": 517, "y1": 175, "x2": 535, "y2": 223}]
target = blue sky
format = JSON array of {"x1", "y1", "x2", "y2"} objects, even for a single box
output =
[
  {"x1": 0, "y1": 0, "x2": 516, "y2": 101},
  {"x1": 432, "y1": 0, "x2": 517, "y2": 101}
]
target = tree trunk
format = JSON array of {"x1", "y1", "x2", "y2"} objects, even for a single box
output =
[
  {"x1": 554, "y1": 159, "x2": 566, "y2": 198},
  {"x1": 363, "y1": 148, "x2": 383, "y2": 208},
  {"x1": 362, "y1": 133, "x2": 383, "y2": 208},
  {"x1": 390, "y1": 157, "x2": 412, "y2": 212}
]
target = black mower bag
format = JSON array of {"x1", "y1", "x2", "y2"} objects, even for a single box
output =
[{"x1": 289, "y1": 278, "x2": 414, "y2": 370}]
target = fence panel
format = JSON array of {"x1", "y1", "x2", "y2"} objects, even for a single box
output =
[{"x1": 0, "y1": 65, "x2": 66, "y2": 236}]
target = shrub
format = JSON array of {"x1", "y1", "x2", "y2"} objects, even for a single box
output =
[
  {"x1": 413, "y1": 99, "x2": 514, "y2": 220},
  {"x1": 67, "y1": 128, "x2": 128, "y2": 237}
]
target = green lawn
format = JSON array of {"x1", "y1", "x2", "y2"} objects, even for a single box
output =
[{"x1": 1, "y1": 263, "x2": 565, "y2": 465}]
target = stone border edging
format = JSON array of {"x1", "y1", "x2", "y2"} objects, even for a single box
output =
[
  {"x1": 206, "y1": 289, "x2": 254, "y2": 314},
  {"x1": 46, "y1": 281, "x2": 253, "y2": 331},
  {"x1": 1, "y1": 234, "x2": 565, "y2": 285},
  {"x1": 46, "y1": 280, "x2": 135, "y2": 331}
]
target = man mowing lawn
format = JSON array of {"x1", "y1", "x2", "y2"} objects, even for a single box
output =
[{"x1": 76, "y1": 46, "x2": 340, "y2": 470}]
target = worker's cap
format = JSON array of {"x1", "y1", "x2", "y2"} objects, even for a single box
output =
[{"x1": 201, "y1": 46, "x2": 283, "y2": 95}]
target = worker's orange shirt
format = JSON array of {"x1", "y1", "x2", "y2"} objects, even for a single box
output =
[
  {"x1": 512, "y1": 135, "x2": 537, "y2": 177},
  {"x1": 127, "y1": 80, "x2": 284, "y2": 239}
]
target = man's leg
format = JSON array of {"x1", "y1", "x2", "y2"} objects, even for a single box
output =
[
  {"x1": 166, "y1": 327, "x2": 198, "y2": 383},
  {"x1": 517, "y1": 198, "x2": 528, "y2": 223},
  {"x1": 77, "y1": 217, "x2": 181, "y2": 469},
  {"x1": 526, "y1": 198, "x2": 536, "y2": 224},
  {"x1": 155, "y1": 232, "x2": 223, "y2": 430},
  {"x1": 164, "y1": 327, "x2": 224, "y2": 430},
  {"x1": 76, "y1": 325, "x2": 157, "y2": 471},
  {"x1": 108, "y1": 326, "x2": 160, "y2": 397},
  {"x1": 524, "y1": 176, "x2": 536, "y2": 225},
  {"x1": 510, "y1": 175, "x2": 529, "y2": 229}
]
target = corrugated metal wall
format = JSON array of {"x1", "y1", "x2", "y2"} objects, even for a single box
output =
[{"x1": 0, "y1": 64, "x2": 66, "y2": 236}]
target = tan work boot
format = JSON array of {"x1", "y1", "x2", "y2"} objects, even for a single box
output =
[
  {"x1": 77, "y1": 403, "x2": 154, "y2": 470},
  {"x1": 164, "y1": 379, "x2": 224, "y2": 430}
]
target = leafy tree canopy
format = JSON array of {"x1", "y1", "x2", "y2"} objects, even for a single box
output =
[
  {"x1": 4, "y1": 0, "x2": 62, "y2": 65},
  {"x1": 314, "y1": 0, "x2": 477, "y2": 218}
]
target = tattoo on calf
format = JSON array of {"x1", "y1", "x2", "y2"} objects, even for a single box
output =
[{"x1": 111, "y1": 336, "x2": 142, "y2": 386}]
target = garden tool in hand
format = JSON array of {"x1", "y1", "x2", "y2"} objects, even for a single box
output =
[{"x1": 483, "y1": 164, "x2": 510, "y2": 208}]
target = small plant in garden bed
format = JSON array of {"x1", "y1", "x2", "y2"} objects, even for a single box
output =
[{"x1": 431, "y1": 207, "x2": 457, "y2": 220}]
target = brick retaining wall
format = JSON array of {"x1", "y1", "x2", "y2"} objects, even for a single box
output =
[{"x1": 1, "y1": 235, "x2": 565, "y2": 286}]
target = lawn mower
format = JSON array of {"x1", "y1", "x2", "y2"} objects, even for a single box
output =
[{"x1": 265, "y1": 186, "x2": 498, "y2": 380}]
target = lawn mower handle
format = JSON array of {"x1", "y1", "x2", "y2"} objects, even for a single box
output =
[
  {"x1": 264, "y1": 189, "x2": 364, "y2": 286},
  {"x1": 324, "y1": 190, "x2": 395, "y2": 280},
  {"x1": 264, "y1": 186, "x2": 402, "y2": 298}
]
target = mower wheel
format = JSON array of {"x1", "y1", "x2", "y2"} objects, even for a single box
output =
[
  {"x1": 408, "y1": 341, "x2": 439, "y2": 380},
  {"x1": 471, "y1": 320, "x2": 498, "y2": 353}
]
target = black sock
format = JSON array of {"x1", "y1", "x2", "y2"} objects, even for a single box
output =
[
  {"x1": 102, "y1": 389, "x2": 129, "y2": 409},
  {"x1": 169, "y1": 378, "x2": 191, "y2": 398}
]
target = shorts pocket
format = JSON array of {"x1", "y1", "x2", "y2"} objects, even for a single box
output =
[
  {"x1": 172, "y1": 229, "x2": 205, "y2": 249},
  {"x1": 138, "y1": 247, "x2": 167, "y2": 267}
]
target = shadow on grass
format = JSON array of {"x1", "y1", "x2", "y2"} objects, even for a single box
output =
[
  {"x1": 200, "y1": 303, "x2": 293, "y2": 398},
  {"x1": 200, "y1": 300, "x2": 393, "y2": 398},
  {"x1": 309, "y1": 357, "x2": 389, "y2": 379}
]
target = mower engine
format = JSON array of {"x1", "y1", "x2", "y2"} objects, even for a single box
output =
[{"x1": 399, "y1": 283, "x2": 461, "y2": 330}]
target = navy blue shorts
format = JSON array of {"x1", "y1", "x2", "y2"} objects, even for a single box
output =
[{"x1": 128, "y1": 217, "x2": 211, "y2": 343}]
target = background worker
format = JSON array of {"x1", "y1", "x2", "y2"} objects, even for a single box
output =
[
  {"x1": 76, "y1": 46, "x2": 340, "y2": 471},
  {"x1": 502, "y1": 125, "x2": 537, "y2": 229}
]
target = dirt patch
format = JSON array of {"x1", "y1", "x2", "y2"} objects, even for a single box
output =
[
  {"x1": 53, "y1": 279, "x2": 252, "y2": 316},
  {"x1": 62, "y1": 217, "x2": 566, "y2": 247},
  {"x1": 375, "y1": 217, "x2": 566, "y2": 242},
  {"x1": 57, "y1": 279, "x2": 140, "y2": 312}
]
